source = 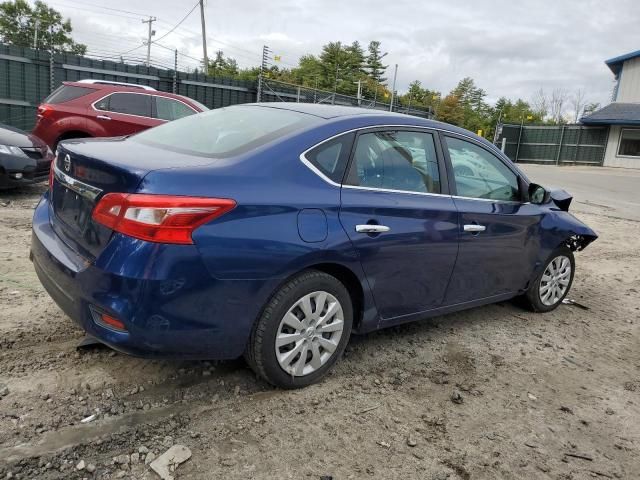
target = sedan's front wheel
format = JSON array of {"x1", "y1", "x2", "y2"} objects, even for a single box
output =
[
  {"x1": 523, "y1": 247, "x2": 575, "y2": 312},
  {"x1": 245, "y1": 270, "x2": 353, "y2": 388}
]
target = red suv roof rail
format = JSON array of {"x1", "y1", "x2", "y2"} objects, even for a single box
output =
[{"x1": 76, "y1": 79, "x2": 157, "y2": 91}]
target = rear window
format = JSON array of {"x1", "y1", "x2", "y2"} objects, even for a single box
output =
[
  {"x1": 45, "y1": 85, "x2": 95, "y2": 104},
  {"x1": 155, "y1": 96, "x2": 196, "y2": 121},
  {"x1": 131, "y1": 105, "x2": 319, "y2": 157},
  {"x1": 106, "y1": 93, "x2": 152, "y2": 117},
  {"x1": 305, "y1": 133, "x2": 354, "y2": 183}
]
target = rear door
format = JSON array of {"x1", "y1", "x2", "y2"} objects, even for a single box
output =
[
  {"x1": 93, "y1": 92, "x2": 157, "y2": 136},
  {"x1": 441, "y1": 134, "x2": 541, "y2": 304},
  {"x1": 338, "y1": 128, "x2": 459, "y2": 320}
]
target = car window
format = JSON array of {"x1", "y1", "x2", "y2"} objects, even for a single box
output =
[
  {"x1": 131, "y1": 105, "x2": 319, "y2": 158},
  {"x1": 445, "y1": 137, "x2": 519, "y2": 201},
  {"x1": 102, "y1": 93, "x2": 152, "y2": 117},
  {"x1": 345, "y1": 130, "x2": 441, "y2": 194},
  {"x1": 45, "y1": 85, "x2": 95, "y2": 104},
  {"x1": 305, "y1": 133, "x2": 354, "y2": 183},
  {"x1": 155, "y1": 97, "x2": 196, "y2": 121}
]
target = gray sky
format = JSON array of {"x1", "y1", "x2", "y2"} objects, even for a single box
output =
[{"x1": 44, "y1": 0, "x2": 639, "y2": 107}]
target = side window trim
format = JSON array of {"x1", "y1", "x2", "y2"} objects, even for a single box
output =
[
  {"x1": 440, "y1": 133, "x2": 524, "y2": 203},
  {"x1": 343, "y1": 126, "x2": 449, "y2": 196}
]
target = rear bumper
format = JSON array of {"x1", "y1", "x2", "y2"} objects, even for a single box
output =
[{"x1": 31, "y1": 192, "x2": 275, "y2": 360}]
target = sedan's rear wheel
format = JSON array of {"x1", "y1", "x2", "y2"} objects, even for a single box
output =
[
  {"x1": 245, "y1": 270, "x2": 353, "y2": 388},
  {"x1": 523, "y1": 247, "x2": 575, "y2": 312}
]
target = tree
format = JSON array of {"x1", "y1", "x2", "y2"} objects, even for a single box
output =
[
  {"x1": 436, "y1": 94, "x2": 465, "y2": 126},
  {"x1": 549, "y1": 88, "x2": 569, "y2": 124},
  {"x1": 582, "y1": 102, "x2": 601, "y2": 117},
  {"x1": 0, "y1": 0, "x2": 86, "y2": 54},
  {"x1": 400, "y1": 80, "x2": 441, "y2": 113},
  {"x1": 570, "y1": 88, "x2": 587, "y2": 123},
  {"x1": 365, "y1": 40, "x2": 387, "y2": 84},
  {"x1": 449, "y1": 77, "x2": 490, "y2": 133},
  {"x1": 531, "y1": 88, "x2": 549, "y2": 120},
  {"x1": 208, "y1": 50, "x2": 239, "y2": 77}
]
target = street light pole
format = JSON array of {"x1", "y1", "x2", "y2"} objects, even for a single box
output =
[
  {"x1": 332, "y1": 62, "x2": 339, "y2": 105},
  {"x1": 354, "y1": 79, "x2": 362, "y2": 106},
  {"x1": 33, "y1": 18, "x2": 39, "y2": 49},
  {"x1": 389, "y1": 63, "x2": 398, "y2": 112}
]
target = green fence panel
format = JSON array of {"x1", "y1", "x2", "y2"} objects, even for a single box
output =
[{"x1": 496, "y1": 124, "x2": 608, "y2": 166}]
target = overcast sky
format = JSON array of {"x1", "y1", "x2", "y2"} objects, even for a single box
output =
[{"x1": 43, "y1": 0, "x2": 639, "y2": 107}]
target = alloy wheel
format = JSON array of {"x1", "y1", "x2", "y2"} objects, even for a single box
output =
[
  {"x1": 539, "y1": 255, "x2": 572, "y2": 306},
  {"x1": 275, "y1": 291, "x2": 345, "y2": 377}
]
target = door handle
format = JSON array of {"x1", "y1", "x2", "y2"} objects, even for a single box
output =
[
  {"x1": 96, "y1": 115, "x2": 111, "y2": 121},
  {"x1": 463, "y1": 224, "x2": 486, "y2": 233},
  {"x1": 356, "y1": 224, "x2": 390, "y2": 234}
]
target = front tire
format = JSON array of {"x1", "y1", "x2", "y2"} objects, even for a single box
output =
[
  {"x1": 245, "y1": 270, "x2": 353, "y2": 389},
  {"x1": 523, "y1": 247, "x2": 575, "y2": 312}
]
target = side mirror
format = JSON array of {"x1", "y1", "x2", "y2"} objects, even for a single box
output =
[{"x1": 528, "y1": 183, "x2": 549, "y2": 205}]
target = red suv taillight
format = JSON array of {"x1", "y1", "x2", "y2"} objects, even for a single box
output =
[
  {"x1": 48, "y1": 161, "x2": 55, "y2": 190},
  {"x1": 37, "y1": 104, "x2": 54, "y2": 119},
  {"x1": 92, "y1": 193, "x2": 236, "y2": 244}
]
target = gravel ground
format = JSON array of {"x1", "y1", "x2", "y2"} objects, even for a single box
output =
[{"x1": 0, "y1": 181, "x2": 638, "y2": 480}]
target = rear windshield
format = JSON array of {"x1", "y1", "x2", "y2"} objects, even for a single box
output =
[
  {"x1": 45, "y1": 85, "x2": 95, "y2": 104},
  {"x1": 131, "y1": 105, "x2": 319, "y2": 157}
]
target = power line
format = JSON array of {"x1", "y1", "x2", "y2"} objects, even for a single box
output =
[
  {"x1": 46, "y1": 0, "x2": 143, "y2": 21},
  {"x1": 119, "y1": 43, "x2": 146, "y2": 56},
  {"x1": 153, "y1": 1, "x2": 200, "y2": 44},
  {"x1": 49, "y1": 0, "x2": 150, "y2": 17}
]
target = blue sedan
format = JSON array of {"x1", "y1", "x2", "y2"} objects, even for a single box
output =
[{"x1": 31, "y1": 103, "x2": 597, "y2": 388}]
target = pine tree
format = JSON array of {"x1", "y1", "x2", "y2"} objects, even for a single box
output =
[{"x1": 366, "y1": 40, "x2": 387, "y2": 84}]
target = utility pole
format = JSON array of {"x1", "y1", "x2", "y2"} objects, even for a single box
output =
[
  {"x1": 199, "y1": 0, "x2": 208, "y2": 73},
  {"x1": 389, "y1": 63, "x2": 398, "y2": 112},
  {"x1": 33, "y1": 18, "x2": 39, "y2": 49},
  {"x1": 257, "y1": 45, "x2": 270, "y2": 102},
  {"x1": 142, "y1": 16, "x2": 157, "y2": 67}
]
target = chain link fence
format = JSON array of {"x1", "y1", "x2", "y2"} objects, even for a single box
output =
[{"x1": 261, "y1": 78, "x2": 433, "y2": 118}]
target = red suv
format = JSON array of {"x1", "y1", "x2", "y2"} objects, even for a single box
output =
[{"x1": 33, "y1": 80, "x2": 208, "y2": 149}]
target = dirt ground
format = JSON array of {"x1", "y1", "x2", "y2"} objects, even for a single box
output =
[{"x1": 0, "y1": 178, "x2": 638, "y2": 480}]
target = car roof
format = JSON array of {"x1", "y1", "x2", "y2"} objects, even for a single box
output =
[
  {"x1": 62, "y1": 81, "x2": 201, "y2": 104},
  {"x1": 249, "y1": 102, "x2": 484, "y2": 138},
  {"x1": 246, "y1": 102, "x2": 404, "y2": 119}
]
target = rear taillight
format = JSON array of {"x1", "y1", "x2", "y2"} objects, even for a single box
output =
[
  {"x1": 37, "y1": 104, "x2": 53, "y2": 119},
  {"x1": 92, "y1": 193, "x2": 236, "y2": 244}
]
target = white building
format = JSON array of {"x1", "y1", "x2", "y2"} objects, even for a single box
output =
[{"x1": 582, "y1": 50, "x2": 640, "y2": 169}]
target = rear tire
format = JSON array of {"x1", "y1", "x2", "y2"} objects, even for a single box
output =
[
  {"x1": 523, "y1": 247, "x2": 575, "y2": 312},
  {"x1": 245, "y1": 270, "x2": 353, "y2": 389}
]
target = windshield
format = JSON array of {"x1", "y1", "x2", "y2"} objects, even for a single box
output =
[{"x1": 131, "y1": 105, "x2": 319, "y2": 157}]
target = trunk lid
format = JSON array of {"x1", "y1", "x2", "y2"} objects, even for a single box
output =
[{"x1": 50, "y1": 137, "x2": 218, "y2": 260}]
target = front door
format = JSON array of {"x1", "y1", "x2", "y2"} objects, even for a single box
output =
[
  {"x1": 339, "y1": 129, "x2": 459, "y2": 320},
  {"x1": 441, "y1": 134, "x2": 541, "y2": 304}
]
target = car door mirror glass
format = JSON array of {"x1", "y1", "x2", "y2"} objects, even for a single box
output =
[{"x1": 529, "y1": 183, "x2": 549, "y2": 204}]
